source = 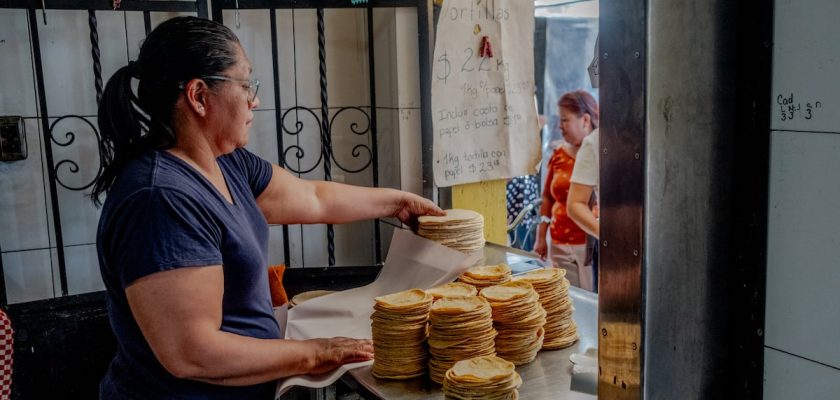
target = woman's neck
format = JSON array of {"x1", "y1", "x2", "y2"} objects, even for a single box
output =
[
  {"x1": 167, "y1": 129, "x2": 223, "y2": 176},
  {"x1": 562, "y1": 141, "x2": 581, "y2": 158}
]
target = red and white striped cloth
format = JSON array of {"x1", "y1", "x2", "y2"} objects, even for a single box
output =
[{"x1": 0, "y1": 308, "x2": 12, "y2": 400}]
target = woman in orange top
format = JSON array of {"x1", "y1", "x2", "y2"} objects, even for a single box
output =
[{"x1": 534, "y1": 90, "x2": 599, "y2": 290}]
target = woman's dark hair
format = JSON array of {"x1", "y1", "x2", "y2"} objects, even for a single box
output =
[
  {"x1": 91, "y1": 16, "x2": 240, "y2": 205},
  {"x1": 558, "y1": 90, "x2": 599, "y2": 130}
]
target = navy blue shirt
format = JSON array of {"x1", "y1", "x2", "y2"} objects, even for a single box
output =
[{"x1": 97, "y1": 149, "x2": 280, "y2": 399}]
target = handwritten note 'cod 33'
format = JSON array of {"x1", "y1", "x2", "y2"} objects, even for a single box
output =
[{"x1": 432, "y1": 0, "x2": 540, "y2": 187}]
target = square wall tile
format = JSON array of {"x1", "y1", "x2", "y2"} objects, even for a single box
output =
[
  {"x1": 764, "y1": 347, "x2": 840, "y2": 400},
  {"x1": 375, "y1": 108, "x2": 402, "y2": 190},
  {"x1": 766, "y1": 131, "x2": 840, "y2": 368},
  {"x1": 246, "y1": 109, "x2": 280, "y2": 164},
  {"x1": 267, "y1": 225, "x2": 287, "y2": 268},
  {"x1": 771, "y1": 0, "x2": 840, "y2": 133},
  {"x1": 395, "y1": 8, "x2": 421, "y2": 109},
  {"x1": 2, "y1": 249, "x2": 55, "y2": 304},
  {"x1": 296, "y1": 224, "x2": 328, "y2": 268},
  {"x1": 0, "y1": 9, "x2": 39, "y2": 117},
  {"x1": 371, "y1": 8, "x2": 398, "y2": 109},
  {"x1": 285, "y1": 224, "x2": 304, "y2": 269},
  {"x1": 124, "y1": 11, "x2": 147, "y2": 61},
  {"x1": 377, "y1": 221, "x2": 395, "y2": 262},
  {"x1": 126, "y1": 10, "x2": 194, "y2": 60},
  {"x1": 38, "y1": 10, "x2": 129, "y2": 117},
  {"x1": 223, "y1": 9, "x2": 276, "y2": 110},
  {"x1": 323, "y1": 8, "x2": 371, "y2": 109},
  {"x1": 278, "y1": 10, "x2": 371, "y2": 110},
  {"x1": 287, "y1": 9, "x2": 320, "y2": 109},
  {"x1": 274, "y1": 9, "x2": 300, "y2": 111},
  {"x1": 65, "y1": 243, "x2": 104, "y2": 295},
  {"x1": 397, "y1": 107, "x2": 422, "y2": 195},
  {"x1": 334, "y1": 221, "x2": 374, "y2": 266},
  {"x1": 0, "y1": 118, "x2": 51, "y2": 252}
]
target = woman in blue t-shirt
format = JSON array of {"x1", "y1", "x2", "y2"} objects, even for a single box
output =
[{"x1": 92, "y1": 16, "x2": 444, "y2": 399}]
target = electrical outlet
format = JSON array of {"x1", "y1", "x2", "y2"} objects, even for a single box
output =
[{"x1": 0, "y1": 116, "x2": 27, "y2": 161}]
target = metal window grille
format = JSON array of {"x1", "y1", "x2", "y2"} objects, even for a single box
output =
[{"x1": 0, "y1": 0, "x2": 433, "y2": 307}]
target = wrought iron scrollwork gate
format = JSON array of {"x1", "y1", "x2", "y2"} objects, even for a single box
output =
[
  {"x1": 0, "y1": 0, "x2": 432, "y2": 306},
  {"x1": 211, "y1": 0, "x2": 431, "y2": 269}
]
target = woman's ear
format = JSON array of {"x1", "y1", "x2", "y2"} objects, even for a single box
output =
[
  {"x1": 183, "y1": 78, "x2": 209, "y2": 117},
  {"x1": 582, "y1": 113, "x2": 592, "y2": 130}
]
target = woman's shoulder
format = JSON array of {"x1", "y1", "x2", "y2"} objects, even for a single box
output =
[
  {"x1": 218, "y1": 148, "x2": 269, "y2": 176},
  {"x1": 106, "y1": 151, "x2": 201, "y2": 206}
]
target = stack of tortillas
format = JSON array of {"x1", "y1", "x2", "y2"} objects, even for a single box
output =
[
  {"x1": 371, "y1": 289, "x2": 434, "y2": 379},
  {"x1": 427, "y1": 296, "x2": 497, "y2": 384},
  {"x1": 417, "y1": 209, "x2": 485, "y2": 253},
  {"x1": 480, "y1": 281, "x2": 547, "y2": 365},
  {"x1": 443, "y1": 355, "x2": 522, "y2": 400},
  {"x1": 425, "y1": 282, "x2": 478, "y2": 300},
  {"x1": 512, "y1": 268, "x2": 578, "y2": 349},
  {"x1": 458, "y1": 264, "x2": 512, "y2": 290}
]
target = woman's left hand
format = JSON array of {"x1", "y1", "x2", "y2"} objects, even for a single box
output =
[{"x1": 391, "y1": 193, "x2": 446, "y2": 230}]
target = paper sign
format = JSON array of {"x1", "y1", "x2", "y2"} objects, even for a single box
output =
[{"x1": 432, "y1": 0, "x2": 540, "y2": 187}]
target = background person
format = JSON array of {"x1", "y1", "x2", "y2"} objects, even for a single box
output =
[
  {"x1": 567, "y1": 126, "x2": 600, "y2": 290},
  {"x1": 93, "y1": 16, "x2": 443, "y2": 399},
  {"x1": 533, "y1": 90, "x2": 599, "y2": 290}
]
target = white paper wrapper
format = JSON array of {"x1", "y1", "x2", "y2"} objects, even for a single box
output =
[{"x1": 275, "y1": 229, "x2": 481, "y2": 396}]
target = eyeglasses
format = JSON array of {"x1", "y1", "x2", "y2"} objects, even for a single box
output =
[
  {"x1": 180, "y1": 75, "x2": 260, "y2": 103},
  {"x1": 204, "y1": 75, "x2": 260, "y2": 103}
]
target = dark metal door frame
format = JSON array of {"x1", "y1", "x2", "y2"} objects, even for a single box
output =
[{"x1": 599, "y1": 0, "x2": 772, "y2": 398}]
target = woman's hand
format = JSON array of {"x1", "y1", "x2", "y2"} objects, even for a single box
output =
[
  {"x1": 306, "y1": 337, "x2": 374, "y2": 375},
  {"x1": 534, "y1": 236, "x2": 548, "y2": 261},
  {"x1": 391, "y1": 192, "x2": 446, "y2": 230}
]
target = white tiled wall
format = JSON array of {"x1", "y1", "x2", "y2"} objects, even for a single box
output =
[
  {"x1": 764, "y1": 348, "x2": 840, "y2": 400},
  {"x1": 765, "y1": 0, "x2": 840, "y2": 395},
  {"x1": 1, "y1": 8, "x2": 423, "y2": 303},
  {"x1": 0, "y1": 10, "x2": 38, "y2": 117},
  {"x1": 1, "y1": 250, "x2": 55, "y2": 304},
  {"x1": 0, "y1": 118, "x2": 51, "y2": 253},
  {"x1": 38, "y1": 11, "x2": 126, "y2": 117},
  {"x1": 65, "y1": 244, "x2": 104, "y2": 295}
]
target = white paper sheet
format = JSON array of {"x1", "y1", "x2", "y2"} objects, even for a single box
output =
[
  {"x1": 431, "y1": 0, "x2": 539, "y2": 187},
  {"x1": 275, "y1": 229, "x2": 482, "y2": 395}
]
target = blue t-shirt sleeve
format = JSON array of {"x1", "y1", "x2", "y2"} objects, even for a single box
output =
[
  {"x1": 108, "y1": 187, "x2": 224, "y2": 288},
  {"x1": 228, "y1": 148, "x2": 273, "y2": 197}
]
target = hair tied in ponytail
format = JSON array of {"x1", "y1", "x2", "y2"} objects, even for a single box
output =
[{"x1": 127, "y1": 60, "x2": 141, "y2": 79}]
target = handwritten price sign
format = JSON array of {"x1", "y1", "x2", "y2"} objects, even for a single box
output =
[{"x1": 431, "y1": 0, "x2": 539, "y2": 187}]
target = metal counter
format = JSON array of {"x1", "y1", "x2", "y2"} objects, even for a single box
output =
[{"x1": 344, "y1": 282, "x2": 598, "y2": 400}]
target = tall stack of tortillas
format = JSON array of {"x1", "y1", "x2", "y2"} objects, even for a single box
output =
[
  {"x1": 458, "y1": 264, "x2": 512, "y2": 290},
  {"x1": 480, "y1": 281, "x2": 547, "y2": 365},
  {"x1": 427, "y1": 296, "x2": 497, "y2": 384},
  {"x1": 512, "y1": 268, "x2": 578, "y2": 349},
  {"x1": 443, "y1": 355, "x2": 522, "y2": 400},
  {"x1": 371, "y1": 289, "x2": 434, "y2": 379},
  {"x1": 417, "y1": 209, "x2": 485, "y2": 253}
]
